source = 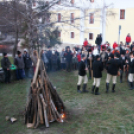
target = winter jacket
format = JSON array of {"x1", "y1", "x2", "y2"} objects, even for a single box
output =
[
  {"x1": 46, "y1": 50, "x2": 52, "y2": 60},
  {"x1": 42, "y1": 53, "x2": 48, "y2": 64},
  {"x1": 77, "y1": 54, "x2": 81, "y2": 62},
  {"x1": 95, "y1": 36, "x2": 102, "y2": 46},
  {"x1": 64, "y1": 50, "x2": 73, "y2": 62},
  {"x1": 14, "y1": 56, "x2": 25, "y2": 69},
  {"x1": 23, "y1": 53, "x2": 32, "y2": 69},
  {"x1": 51, "y1": 54, "x2": 57, "y2": 64},
  {"x1": 31, "y1": 55, "x2": 38, "y2": 67},
  {"x1": 128, "y1": 58, "x2": 134, "y2": 73},
  {"x1": 83, "y1": 40, "x2": 88, "y2": 47},
  {"x1": 1, "y1": 57, "x2": 11, "y2": 70},
  {"x1": 113, "y1": 42, "x2": 118, "y2": 49},
  {"x1": 60, "y1": 51, "x2": 66, "y2": 63},
  {"x1": 126, "y1": 36, "x2": 131, "y2": 43},
  {"x1": 92, "y1": 60, "x2": 103, "y2": 78},
  {"x1": 78, "y1": 60, "x2": 86, "y2": 76},
  {"x1": 100, "y1": 51, "x2": 108, "y2": 62},
  {"x1": 107, "y1": 58, "x2": 122, "y2": 75}
]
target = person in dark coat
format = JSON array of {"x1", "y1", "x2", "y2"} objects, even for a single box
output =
[
  {"x1": 77, "y1": 54, "x2": 88, "y2": 93},
  {"x1": 100, "y1": 46, "x2": 108, "y2": 69},
  {"x1": 64, "y1": 47, "x2": 73, "y2": 72},
  {"x1": 95, "y1": 34, "x2": 102, "y2": 51},
  {"x1": 91, "y1": 55, "x2": 103, "y2": 95},
  {"x1": 127, "y1": 52, "x2": 134, "y2": 90},
  {"x1": 46, "y1": 47, "x2": 52, "y2": 71},
  {"x1": 55, "y1": 50, "x2": 61, "y2": 70},
  {"x1": 87, "y1": 49, "x2": 93, "y2": 79},
  {"x1": 120, "y1": 50, "x2": 126, "y2": 83},
  {"x1": 106, "y1": 52, "x2": 122, "y2": 93},
  {"x1": 1, "y1": 52, "x2": 11, "y2": 83},
  {"x1": 23, "y1": 49, "x2": 32, "y2": 78},
  {"x1": 14, "y1": 51, "x2": 25, "y2": 80}
]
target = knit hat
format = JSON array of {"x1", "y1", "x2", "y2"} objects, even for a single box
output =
[
  {"x1": 24, "y1": 49, "x2": 27, "y2": 52},
  {"x1": 3, "y1": 52, "x2": 7, "y2": 56},
  {"x1": 17, "y1": 51, "x2": 21, "y2": 55}
]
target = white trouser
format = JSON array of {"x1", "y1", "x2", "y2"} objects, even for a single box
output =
[
  {"x1": 106, "y1": 73, "x2": 117, "y2": 84},
  {"x1": 128, "y1": 73, "x2": 134, "y2": 82},
  {"x1": 93, "y1": 78, "x2": 101, "y2": 87},
  {"x1": 77, "y1": 75, "x2": 88, "y2": 85}
]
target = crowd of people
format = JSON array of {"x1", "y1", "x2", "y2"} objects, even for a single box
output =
[{"x1": 1, "y1": 33, "x2": 134, "y2": 96}]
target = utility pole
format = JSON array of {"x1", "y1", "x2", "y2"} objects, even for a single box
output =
[{"x1": 102, "y1": 0, "x2": 106, "y2": 44}]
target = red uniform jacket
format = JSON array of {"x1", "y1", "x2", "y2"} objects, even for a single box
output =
[{"x1": 126, "y1": 36, "x2": 131, "y2": 43}]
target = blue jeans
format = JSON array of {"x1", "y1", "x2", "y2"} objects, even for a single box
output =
[{"x1": 16, "y1": 69, "x2": 25, "y2": 80}]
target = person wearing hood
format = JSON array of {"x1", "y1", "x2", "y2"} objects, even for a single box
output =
[
  {"x1": 91, "y1": 55, "x2": 103, "y2": 95},
  {"x1": 14, "y1": 51, "x2": 25, "y2": 80},
  {"x1": 23, "y1": 49, "x2": 32, "y2": 78},
  {"x1": 106, "y1": 52, "x2": 122, "y2": 93},
  {"x1": 77, "y1": 54, "x2": 88, "y2": 93},
  {"x1": 1, "y1": 52, "x2": 11, "y2": 83}
]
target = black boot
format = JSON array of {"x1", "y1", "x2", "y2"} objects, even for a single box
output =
[
  {"x1": 91, "y1": 85, "x2": 95, "y2": 94},
  {"x1": 129, "y1": 82, "x2": 133, "y2": 90},
  {"x1": 112, "y1": 84, "x2": 116, "y2": 93},
  {"x1": 77, "y1": 85, "x2": 82, "y2": 93},
  {"x1": 82, "y1": 84, "x2": 89, "y2": 93},
  {"x1": 106, "y1": 83, "x2": 109, "y2": 93},
  {"x1": 95, "y1": 87, "x2": 100, "y2": 95}
]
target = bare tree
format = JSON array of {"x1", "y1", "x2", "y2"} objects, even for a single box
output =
[{"x1": 0, "y1": 0, "x2": 115, "y2": 54}]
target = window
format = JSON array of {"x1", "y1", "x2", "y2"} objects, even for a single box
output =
[
  {"x1": 58, "y1": 13, "x2": 61, "y2": 22},
  {"x1": 120, "y1": 9, "x2": 125, "y2": 19},
  {"x1": 89, "y1": 13, "x2": 94, "y2": 24},
  {"x1": 70, "y1": 13, "x2": 74, "y2": 23},
  {"x1": 71, "y1": 32, "x2": 74, "y2": 38},
  {"x1": 90, "y1": 0, "x2": 94, "y2": 3},
  {"x1": 89, "y1": 33, "x2": 93, "y2": 40},
  {"x1": 70, "y1": 0, "x2": 74, "y2": 5}
]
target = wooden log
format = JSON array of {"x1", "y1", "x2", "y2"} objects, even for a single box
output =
[
  {"x1": 37, "y1": 94, "x2": 44, "y2": 124},
  {"x1": 40, "y1": 94, "x2": 49, "y2": 128},
  {"x1": 32, "y1": 59, "x2": 41, "y2": 85}
]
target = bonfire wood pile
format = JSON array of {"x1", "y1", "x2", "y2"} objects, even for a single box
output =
[{"x1": 25, "y1": 58, "x2": 65, "y2": 128}]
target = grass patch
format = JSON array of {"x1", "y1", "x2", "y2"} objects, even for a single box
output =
[{"x1": 0, "y1": 70, "x2": 134, "y2": 134}]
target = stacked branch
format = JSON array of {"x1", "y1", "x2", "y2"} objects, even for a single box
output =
[{"x1": 25, "y1": 58, "x2": 65, "y2": 128}]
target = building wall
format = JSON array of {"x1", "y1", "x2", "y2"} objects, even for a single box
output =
[{"x1": 106, "y1": 8, "x2": 134, "y2": 45}]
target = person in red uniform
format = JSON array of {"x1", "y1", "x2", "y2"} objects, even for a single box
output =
[
  {"x1": 83, "y1": 38, "x2": 88, "y2": 47},
  {"x1": 126, "y1": 34, "x2": 131, "y2": 45},
  {"x1": 113, "y1": 42, "x2": 118, "y2": 50}
]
